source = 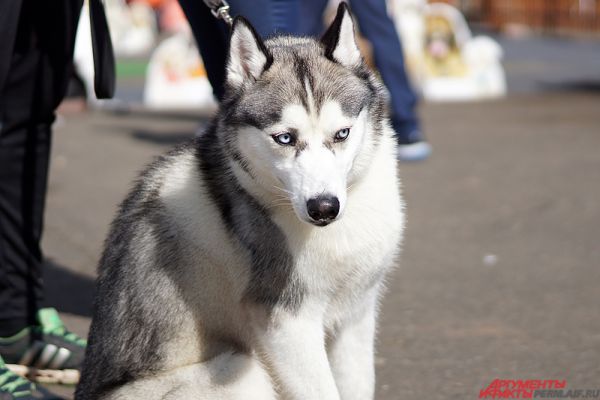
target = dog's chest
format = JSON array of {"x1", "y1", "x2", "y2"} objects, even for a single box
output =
[
  {"x1": 291, "y1": 207, "x2": 401, "y2": 331},
  {"x1": 283, "y1": 191, "x2": 403, "y2": 302}
]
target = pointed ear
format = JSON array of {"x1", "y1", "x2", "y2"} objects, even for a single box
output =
[
  {"x1": 321, "y1": 2, "x2": 361, "y2": 68},
  {"x1": 227, "y1": 17, "x2": 273, "y2": 88}
]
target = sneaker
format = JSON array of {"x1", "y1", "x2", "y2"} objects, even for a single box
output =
[
  {"x1": 395, "y1": 129, "x2": 432, "y2": 162},
  {"x1": 397, "y1": 141, "x2": 432, "y2": 162},
  {"x1": 0, "y1": 357, "x2": 63, "y2": 399},
  {"x1": 0, "y1": 309, "x2": 86, "y2": 385}
]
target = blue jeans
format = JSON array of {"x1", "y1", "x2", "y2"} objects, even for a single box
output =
[{"x1": 299, "y1": 0, "x2": 421, "y2": 142}]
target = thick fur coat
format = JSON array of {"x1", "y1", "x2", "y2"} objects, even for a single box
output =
[{"x1": 76, "y1": 4, "x2": 404, "y2": 399}]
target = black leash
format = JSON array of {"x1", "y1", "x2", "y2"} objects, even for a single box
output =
[{"x1": 89, "y1": 0, "x2": 116, "y2": 99}]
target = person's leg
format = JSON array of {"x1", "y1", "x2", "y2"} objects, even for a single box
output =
[
  {"x1": 298, "y1": 0, "x2": 328, "y2": 37},
  {"x1": 178, "y1": 0, "x2": 229, "y2": 100},
  {"x1": 0, "y1": 1, "x2": 22, "y2": 96},
  {"x1": 0, "y1": 0, "x2": 24, "y2": 337},
  {"x1": 0, "y1": 0, "x2": 49, "y2": 337},
  {"x1": 0, "y1": 0, "x2": 86, "y2": 391},
  {"x1": 228, "y1": 0, "x2": 300, "y2": 37},
  {"x1": 0, "y1": 0, "x2": 81, "y2": 334},
  {"x1": 349, "y1": 0, "x2": 430, "y2": 160},
  {"x1": 0, "y1": 88, "x2": 52, "y2": 337},
  {"x1": 268, "y1": 0, "x2": 300, "y2": 35}
]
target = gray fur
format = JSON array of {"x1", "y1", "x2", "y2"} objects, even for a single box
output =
[
  {"x1": 224, "y1": 36, "x2": 383, "y2": 130},
  {"x1": 196, "y1": 125, "x2": 304, "y2": 310},
  {"x1": 76, "y1": 147, "x2": 194, "y2": 397}
]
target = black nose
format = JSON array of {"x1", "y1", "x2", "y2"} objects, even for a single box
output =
[{"x1": 306, "y1": 195, "x2": 340, "y2": 224}]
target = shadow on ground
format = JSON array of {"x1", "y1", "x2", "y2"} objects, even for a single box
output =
[
  {"x1": 109, "y1": 107, "x2": 215, "y2": 122},
  {"x1": 538, "y1": 79, "x2": 600, "y2": 93},
  {"x1": 44, "y1": 260, "x2": 95, "y2": 318},
  {"x1": 131, "y1": 130, "x2": 196, "y2": 145}
]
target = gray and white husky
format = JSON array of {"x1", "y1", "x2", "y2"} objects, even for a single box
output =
[{"x1": 76, "y1": 4, "x2": 404, "y2": 399}]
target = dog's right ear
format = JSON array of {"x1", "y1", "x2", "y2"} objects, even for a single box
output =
[{"x1": 227, "y1": 17, "x2": 273, "y2": 89}]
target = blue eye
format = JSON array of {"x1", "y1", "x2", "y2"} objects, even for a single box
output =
[
  {"x1": 334, "y1": 128, "x2": 350, "y2": 142},
  {"x1": 273, "y1": 132, "x2": 296, "y2": 146}
]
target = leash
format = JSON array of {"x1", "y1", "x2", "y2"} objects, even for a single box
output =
[
  {"x1": 203, "y1": 0, "x2": 233, "y2": 27},
  {"x1": 89, "y1": 0, "x2": 116, "y2": 99}
]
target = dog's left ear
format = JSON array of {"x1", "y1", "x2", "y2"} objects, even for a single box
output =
[
  {"x1": 227, "y1": 17, "x2": 273, "y2": 89},
  {"x1": 321, "y1": 2, "x2": 361, "y2": 68}
]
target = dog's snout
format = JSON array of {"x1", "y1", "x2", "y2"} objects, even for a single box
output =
[{"x1": 306, "y1": 195, "x2": 340, "y2": 225}]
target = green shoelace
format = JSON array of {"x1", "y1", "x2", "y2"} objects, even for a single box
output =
[
  {"x1": 39, "y1": 325, "x2": 86, "y2": 347},
  {"x1": 36, "y1": 308, "x2": 86, "y2": 347}
]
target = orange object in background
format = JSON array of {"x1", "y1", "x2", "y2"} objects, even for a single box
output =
[
  {"x1": 160, "y1": 0, "x2": 187, "y2": 33},
  {"x1": 128, "y1": 0, "x2": 167, "y2": 8},
  {"x1": 190, "y1": 65, "x2": 207, "y2": 78},
  {"x1": 130, "y1": 0, "x2": 187, "y2": 33}
]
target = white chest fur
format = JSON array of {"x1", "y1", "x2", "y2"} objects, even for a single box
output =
[{"x1": 272, "y1": 144, "x2": 404, "y2": 325}]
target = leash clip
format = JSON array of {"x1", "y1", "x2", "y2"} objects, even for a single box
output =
[{"x1": 210, "y1": 0, "x2": 233, "y2": 27}]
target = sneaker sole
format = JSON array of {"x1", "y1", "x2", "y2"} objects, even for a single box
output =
[
  {"x1": 397, "y1": 141, "x2": 432, "y2": 162},
  {"x1": 6, "y1": 363, "x2": 80, "y2": 385}
]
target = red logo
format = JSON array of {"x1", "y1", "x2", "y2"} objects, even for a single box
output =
[{"x1": 479, "y1": 379, "x2": 567, "y2": 399}]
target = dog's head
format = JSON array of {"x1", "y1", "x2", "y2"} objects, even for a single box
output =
[{"x1": 220, "y1": 3, "x2": 387, "y2": 227}]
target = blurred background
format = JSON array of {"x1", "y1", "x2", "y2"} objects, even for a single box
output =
[
  {"x1": 443, "y1": 0, "x2": 600, "y2": 34},
  {"x1": 44, "y1": 0, "x2": 599, "y2": 398},
  {"x1": 62, "y1": 0, "x2": 600, "y2": 107}
]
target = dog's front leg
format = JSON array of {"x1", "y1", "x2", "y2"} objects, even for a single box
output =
[
  {"x1": 327, "y1": 291, "x2": 378, "y2": 400},
  {"x1": 254, "y1": 307, "x2": 340, "y2": 400}
]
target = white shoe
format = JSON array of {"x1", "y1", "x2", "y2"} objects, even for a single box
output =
[{"x1": 397, "y1": 141, "x2": 432, "y2": 162}]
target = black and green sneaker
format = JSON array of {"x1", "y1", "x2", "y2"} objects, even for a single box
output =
[
  {"x1": 0, "y1": 309, "x2": 86, "y2": 385},
  {"x1": 0, "y1": 356, "x2": 63, "y2": 399}
]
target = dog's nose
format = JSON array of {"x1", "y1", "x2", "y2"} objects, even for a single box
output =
[{"x1": 307, "y1": 195, "x2": 340, "y2": 224}]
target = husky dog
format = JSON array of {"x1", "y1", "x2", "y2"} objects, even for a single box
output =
[{"x1": 76, "y1": 4, "x2": 404, "y2": 400}]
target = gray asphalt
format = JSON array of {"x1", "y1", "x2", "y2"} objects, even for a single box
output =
[{"x1": 498, "y1": 34, "x2": 600, "y2": 94}]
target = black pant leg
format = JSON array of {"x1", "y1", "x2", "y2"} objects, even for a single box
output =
[
  {"x1": 178, "y1": 0, "x2": 229, "y2": 101},
  {"x1": 0, "y1": 0, "x2": 22, "y2": 95},
  {"x1": 0, "y1": 0, "x2": 82, "y2": 327}
]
